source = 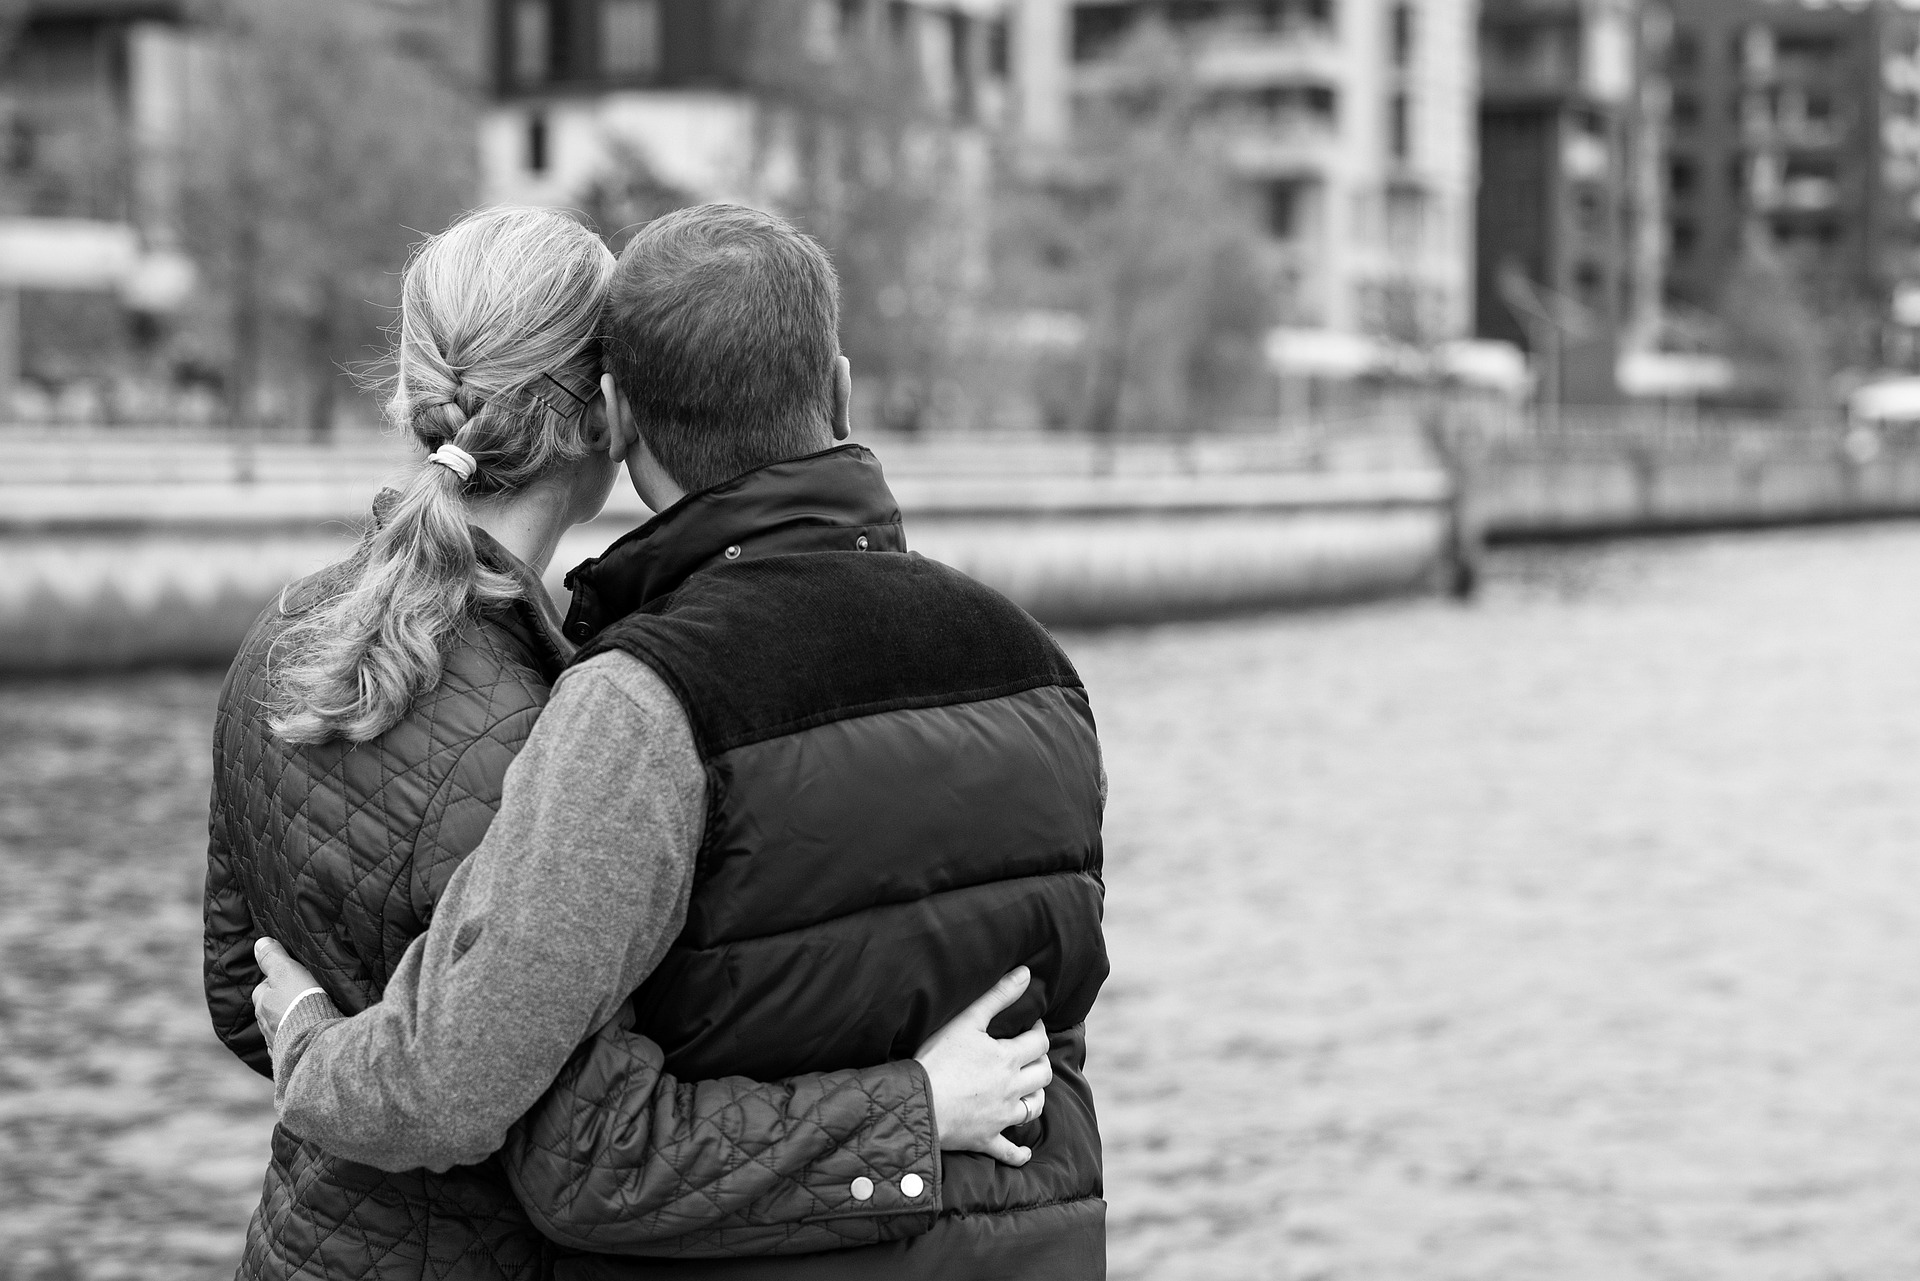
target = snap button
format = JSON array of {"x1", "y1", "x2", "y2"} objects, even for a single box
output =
[
  {"x1": 856, "y1": 535, "x2": 869, "y2": 550},
  {"x1": 850, "y1": 1176, "x2": 874, "y2": 1201},
  {"x1": 724, "y1": 545, "x2": 742, "y2": 560},
  {"x1": 901, "y1": 1173, "x2": 924, "y2": 1198},
  {"x1": 568, "y1": 622, "x2": 590, "y2": 641}
]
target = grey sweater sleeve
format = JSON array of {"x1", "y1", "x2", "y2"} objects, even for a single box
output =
[{"x1": 272, "y1": 653, "x2": 705, "y2": 1173}]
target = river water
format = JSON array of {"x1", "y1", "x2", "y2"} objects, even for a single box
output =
[{"x1": 5, "y1": 525, "x2": 1920, "y2": 1280}]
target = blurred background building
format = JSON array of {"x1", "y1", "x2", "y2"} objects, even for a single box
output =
[{"x1": 10, "y1": 0, "x2": 1920, "y2": 432}]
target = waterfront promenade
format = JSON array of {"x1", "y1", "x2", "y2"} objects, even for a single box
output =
[
  {"x1": 6, "y1": 524, "x2": 1919, "y2": 1279},
  {"x1": 5, "y1": 420, "x2": 1920, "y2": 672}
]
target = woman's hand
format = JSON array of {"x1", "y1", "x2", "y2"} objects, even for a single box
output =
[
  {"x1": 914, "y1": 966, "x2": 1054, "y2": 1167},
  {"x1": 250, "y1": 937, "x2": 325, "y2": 1047}
]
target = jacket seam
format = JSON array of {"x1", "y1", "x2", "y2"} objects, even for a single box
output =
[
  {"x1": 702, "y1": 674, "x2": 1085, "y2": 757},
  {"x1": 668, "y1": 867, "x2": 1104, "y2": 950}
]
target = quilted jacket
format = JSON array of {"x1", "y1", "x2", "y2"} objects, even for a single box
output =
[
  {"x1": 205, "y1": 533, "x2": 565, "y2": 1281},
  {"x1": 511, "y1": 447, "x2": 1110, "y2": 1279},
  {"x1": 205, "y1": 522, "x2": 947, "y2": 1281}
]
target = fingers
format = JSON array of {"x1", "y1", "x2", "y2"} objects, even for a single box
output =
[
  {"x1": 961, "y1": 965, "x2": 1031, "y2": 1030},
  {"x1": 982, "y1": 1135, "x2": 1032, "y2": 1167},
  {"x1": 1013, "y1": 1057, "x2": 1053, "y2": 1098},
  {"x1": 254, "y1": 937, "x2": 295, "y2": 979},
  {"x1": 1005, "y1": 1019, "x2": 1050, "y2": 1066}
]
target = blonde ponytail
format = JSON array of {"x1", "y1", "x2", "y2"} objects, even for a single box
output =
[{"x1": 269, "y1": 208, "x2": 615, "y2": 745}]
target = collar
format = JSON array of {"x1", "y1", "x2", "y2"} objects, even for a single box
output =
[
  {"x1": 470, "y1": 525, "x2": 573, "y2": 678},
  {"x1": 561, "y1": 444, "x2": 905, "y2": 644}
]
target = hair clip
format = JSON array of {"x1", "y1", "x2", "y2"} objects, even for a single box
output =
[{"x1": 532, "y1": 369, "x2": 600, "y2": 421}]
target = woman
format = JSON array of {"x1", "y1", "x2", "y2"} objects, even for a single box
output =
[{"x1": 204, "y1": 207, "x2": 1046, "y2": 1281}]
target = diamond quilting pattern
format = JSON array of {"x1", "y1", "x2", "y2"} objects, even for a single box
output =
[{"x1": 206, "y1": 591, "x2": 559, "y2": 1281}]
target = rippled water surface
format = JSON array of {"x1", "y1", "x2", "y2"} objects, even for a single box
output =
[{"x1": 5, "y1": 525, "x2": 1920, "y2": 1280}]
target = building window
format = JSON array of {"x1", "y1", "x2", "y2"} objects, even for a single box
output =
[
  {"x1": 1670, "y1": 218, "x2": 1696, "y2": 257},
  {"x1": 512, "y1": 0, "x2": 550, "y2": 86},
  {"x1": 1219, "y1": 83, "x2": 1338, "y2": 127},
  {"x1": 527, "y1": 111, "x2": 549, "y2": 174},
  {"x1": 1262, "y1": 180, "x2": 1304, "y2": 239},
  {"x1": 6, "y1": 114, "x2": 33, "y2": 174},
  {"x1": 1390, "y1": 2, "x2": 1414, "y2": 68},
  {"x1": 988, "y1": 17, "x2": 1010, "y2": 77},
  {"x1": 1575, "y1": 261, "x2": 1603, "y2": 303},
  {"x1": 1072, "y1": 3, "x2": 1133, "y2": 62},
  {"x1": 949, "y1": 11, "x2": 975, "y2": 120},
  {"x1": 1670, "y1": 27, "x2": 1698, "y2": 71},
  {"x1": 1668, "y1": 156, "x2": 1697, "y2": 198},
  {"x1": 838, "y1": 0, "x2": 865, "y2": 36},
  {"x1": 1575, "y1": 185, "x2": 1604, "y2": 233},
  {"x1": 1670, "y1": 92, "x2": 1700, "y2": 130},
  {"x1": 1386, "y1": 183, "x2": 1424, "y2": 251},
  {"x1": 1388, "y1": 91, "x2": 1411, "y2": 161},
  {"x1": 603, "y1": 0, "x2": 661, "y2": 78},
  {"x1": 1167, "y1": 1, "x2": 1224, "y2": 28}
]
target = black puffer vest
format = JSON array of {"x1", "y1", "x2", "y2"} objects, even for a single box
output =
[
  {"x1": 204, "y1": 530, "x2": 569, "y2": 1281},
  {"x1": 557, "y1": 446, "x2": 1110, "y2": 1279}
]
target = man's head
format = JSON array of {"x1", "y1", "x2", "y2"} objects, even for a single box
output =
[{"x1": 601, "y1": 203, "x2": 848, "y2": 500}]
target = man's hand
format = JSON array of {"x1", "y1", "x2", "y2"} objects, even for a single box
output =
[
  {"x1": 914, "y1": 967, "x2": 1054, "y2": 1167},
  {"x1": 251, "y1": 937, "x2": 324, "y2": 1047}
]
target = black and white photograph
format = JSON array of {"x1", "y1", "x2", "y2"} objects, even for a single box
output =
[{"x1": 3, "y1": 1, "x2": 1920, "y2": 1278}]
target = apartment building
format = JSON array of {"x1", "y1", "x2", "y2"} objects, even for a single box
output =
[
  {"x1": 1661, "y1": 0, "x2": 1920, "y2": 367},
  {"x1": 480, "y1": 0, "x2": 1012, "y2": 208},
  {"x1": 1474, "y1": 0, "x2": 1665, "y2": 402},
  {"x1": 2, "y1": 0, "x2": 198, "y2": 235},
  {"x1": 1011, "y1": 0, "x2": 1479, "y2": 344}
]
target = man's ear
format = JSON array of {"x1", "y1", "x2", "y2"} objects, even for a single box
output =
[
  {"x1": 601, "y1": 373, "x2": 639, "y2": 464},
  {"x1": 832, "y1": 355, "x2": 852, "y2": 442}
]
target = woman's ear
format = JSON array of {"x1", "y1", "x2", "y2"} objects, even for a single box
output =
[{"x1": 601, "y1": 373, "x2": 638, "y2": 463}]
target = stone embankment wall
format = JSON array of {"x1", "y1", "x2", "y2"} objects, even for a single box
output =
[
  {"x1": 0, "y1": 430, "x2": 1455, "y2": 674},
  {"x1": 1474, "y1": 427, "x2": 1920, "y2": 539},
  {"x1": 7, "y1": 424, "x2": 1919, "y2": 674}
]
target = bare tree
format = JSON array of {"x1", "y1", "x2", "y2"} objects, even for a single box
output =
[
  {"x1": 1719, "y1": 223, "x2": 1833, "y2": 417},
  {"x1": 182, "y1": 0, "x2": 475, "y2": 437},
  {"x1": 733, "y1": 0, "x2": 985, "y2": 431},
  {"x1": 577, "y1": 138, "x2": 699, "y2": 255},
  {"x1": 995, "y1": 23, "x2": 1270, "y2": 437}
]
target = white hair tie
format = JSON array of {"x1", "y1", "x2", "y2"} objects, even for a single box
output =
[{"x1": 427, "y1": 443, "x2": 477, "y2": 482}]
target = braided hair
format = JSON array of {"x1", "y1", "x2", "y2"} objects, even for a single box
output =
[{"x1": 269, "y1": 207, "x2": 615, "y2": 745}]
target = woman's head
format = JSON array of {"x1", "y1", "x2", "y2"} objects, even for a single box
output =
[{"x1": 271, "y1": 207, "x2": 617, "y2": 746}]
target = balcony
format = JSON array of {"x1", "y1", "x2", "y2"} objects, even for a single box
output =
[{"x1": 1192, "y1": 29, "x2": 1345, "y2": 89}]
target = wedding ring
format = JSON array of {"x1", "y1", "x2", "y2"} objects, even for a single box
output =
[{"x1": 1021, "y1": 1095, "x2": 1035, "y2": 1126}]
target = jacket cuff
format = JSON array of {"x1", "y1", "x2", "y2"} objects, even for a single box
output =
[{"x1": 269, "y1": 993, "x2": 342, "y2": 1077}]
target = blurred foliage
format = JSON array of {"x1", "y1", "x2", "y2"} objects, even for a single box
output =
[
  {"x1": 577, "y1": 139, "x2": 699, "y2": 257},
  {"x1": 733, "y1": 0, "x2": 984, "y2": 432},
  {"x1": 993, "y1": 23, "x2": 1273, "y2": 435},
  {"x1": 179, "y1": 0, "x2": 475, "y2": 436},
  {"x1": 1716, "y1": 225, "x2": 1832, "y2": 415}
]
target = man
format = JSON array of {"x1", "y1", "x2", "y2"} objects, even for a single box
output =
[{"x1": 254, "y1": 203, "x2": 1110, "y2": 1277}]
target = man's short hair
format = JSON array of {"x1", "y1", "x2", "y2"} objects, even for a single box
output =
[{"x1": 603, "y1": 203, "x2": 840, "y2": 493}]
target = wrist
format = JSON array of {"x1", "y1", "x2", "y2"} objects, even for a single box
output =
[
  {"x1": 911, "y1": 1055, "x2": 943, "y2": 1146},
  {"x1": 269, "y1": 989, "x2": 341, "y2": 1071}
]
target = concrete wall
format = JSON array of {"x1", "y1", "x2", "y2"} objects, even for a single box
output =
[
  {"x1": 0, "y1": 432, "x2": 1455, "y2": 673},
  {"x1": 1475, "y1": 437, "x2": 1920, "y2": 539}
]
